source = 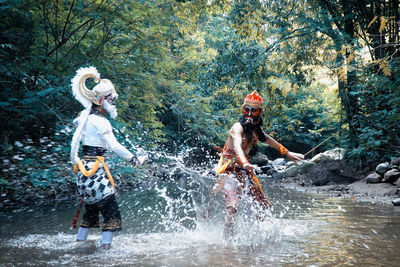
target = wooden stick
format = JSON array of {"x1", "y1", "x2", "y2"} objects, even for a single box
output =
[
  {"x1": 304, "y1": 128, "x2": 342, "y2": 157},
  {"x1": 72, "y1": 198, "x2": 82, "y2": 229}
]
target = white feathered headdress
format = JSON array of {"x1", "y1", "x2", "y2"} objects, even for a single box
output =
[
  {"x1": 71, "y1": 66, "x2": 119, "y2": 107},
  {"x1": 71, "y1": 66, "x2": 100, "y2": 108}
]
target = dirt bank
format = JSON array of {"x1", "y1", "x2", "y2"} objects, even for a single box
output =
[{"x1": 271, "y1": 160, "x2": 400, "y2": 206}]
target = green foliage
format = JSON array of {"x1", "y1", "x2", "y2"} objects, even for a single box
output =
[
  {"x1": 169, "y1": 0, "x2": 400, "y2": 169},
  {"x1": 346, "y1": 69, "x2": 400, "y2": 168},
  {"x1": 0, "y1": 130, "x2": 70, "y2": 192},
  {"x1": 191, "y1": 16, "x2": 341, "y2": 156},
  {"x1": 0, "y1": 0, "x2": 177, "y2": 145}
]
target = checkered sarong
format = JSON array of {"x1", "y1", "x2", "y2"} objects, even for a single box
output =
[{"x1": 76, "y1": 160, "x2": 114, "y2": 204}]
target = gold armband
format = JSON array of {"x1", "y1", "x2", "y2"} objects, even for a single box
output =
[{"x1": 278, "y1": 143, "x2": 288, "y2": 156}]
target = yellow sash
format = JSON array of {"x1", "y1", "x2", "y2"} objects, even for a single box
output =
[
  {"x1": 215, "y1": 153, "x2": 231, "y2": 175},
  {"x1": 73, "y1": 156, "x2": 115, "y2": 191}
]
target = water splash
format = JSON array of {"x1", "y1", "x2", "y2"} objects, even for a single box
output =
[{"x1": 3, "y1": 146, "x2": 400, "y2": 266}]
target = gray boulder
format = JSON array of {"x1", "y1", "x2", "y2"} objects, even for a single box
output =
[
  {"x1": 286, "y1": 161, "x2": 297, "y2": 169},
  {"x1": 392, "y1": 198, "x2": 400, "y2": 206},
  {"x1": 382, "y1": 169, "x2": 400, "y2": 183},
  {"x1": 310, "y1": 148, "x2": 345, "y2": 163},
  {"x1": 391, "y1": 158, "x2": 400, "y2": 166},
  {"x1": 250, "y1": 152, "x2": 270, "y2": 166},
  {"x1": 260, "y1": 164, "x2": 272, "y2": 174},
  {"x1": 285, "y1": 161, "x2": 317, "y2": 177},
  {"x1": 271, "y1": 158, "x2": 286, "y2": 168},
  {"x1": 266, "y1": 170, "x2": 275, "y2": 177},
  {"x1": 271, "y1": 171, "x2": 285, "y2": 180},
  {"x1": 376, "y1": 162, "x2": 390, "y2": 175},
  {"x1": 310, "y1": 153, "x2": 331, "y2": 163},
  {"x1": 304, "y1": 160, "x2": 361, "y2": 186},
  {"x1": 365, "y1": 172, "x2": 382, "y2": 184}
]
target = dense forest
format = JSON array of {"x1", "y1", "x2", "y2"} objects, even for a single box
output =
[{"x1": 0, "y1": 0, "x2": 399, "y2": 197}]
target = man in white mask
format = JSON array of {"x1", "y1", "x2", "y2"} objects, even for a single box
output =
[{"x1": 70, "y1": 66, "x2": 147, "y2": 249}]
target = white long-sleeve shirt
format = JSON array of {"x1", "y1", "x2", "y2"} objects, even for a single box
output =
[{"x1": 76, "y1": 114, "x2": 133, "y2": 161}]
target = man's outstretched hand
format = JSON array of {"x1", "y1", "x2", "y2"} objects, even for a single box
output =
[
  {"x1": 286, "y1": 151, "x2": 304, "y2": 162},
  {"x1": 130, "y1": 155, "x2": 149, "y2": 166},
  {"x1": 136, "y1": 155, "x2": 148, "y2": 166}
]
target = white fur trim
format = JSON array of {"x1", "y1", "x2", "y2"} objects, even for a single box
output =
[
  {"x1": 70, "y1": 108, "x2": 91, "y2": 165},
  {"x1": 103, "y1": 100, "x2": 118, "y2": 119}
]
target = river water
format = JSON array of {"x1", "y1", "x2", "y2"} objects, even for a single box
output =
[{"x1": 1, "y1": 169, "x2": 400, "y2": 266}]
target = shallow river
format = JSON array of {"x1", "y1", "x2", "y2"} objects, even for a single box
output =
[{"x1": 1, "y1": 171, "x2": 400, "y2": 266}]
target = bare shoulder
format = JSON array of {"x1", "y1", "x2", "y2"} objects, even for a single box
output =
[
  {"x1": 230, "y1": 122, "x2": 243, "y2": 133},
  {"x1": 229, "y1": 122, "x2": 244, "y2": 138}
]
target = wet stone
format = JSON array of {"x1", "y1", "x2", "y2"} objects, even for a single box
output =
[
  {"x1": 266, "y1": 168, "x2": 276, "y2": 176},
  {"x1": 260, "y1": 165, "x2": 272, "y2": 174},
  {"x1": 382, "y1": 169, "x2": 400, "y2": 184},
  {"x1": 365, "y1": 173, "x2": 382, "y2": 184},
  {"x1": 390, "y1": 158, "x2": 400, "y2": 166},
  {"x1": 376, "y1": 162, "x2": 390, "y2": 175},
  {"x1": 392, "y1": 198, "x2": 400, "y2": 206}
]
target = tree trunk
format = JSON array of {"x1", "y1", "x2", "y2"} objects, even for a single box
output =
[{"x1": 341, "y1": 0, "x2": 359, "y2": 145}]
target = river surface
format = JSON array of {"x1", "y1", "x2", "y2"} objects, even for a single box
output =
[{"x1": 1, "y1": 170, "x2": 400, "y2": 266}]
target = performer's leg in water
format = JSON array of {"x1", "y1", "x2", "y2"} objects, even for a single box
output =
[
  {"x1": 76, "y1": 226, "x2": 89, "y2": 241},
  {"x1": 224, "y1": 205, "x2": 237, "y2": 238},
  {"x1": 76, "y1": 202, "x2": 100, "y2": 242},
  {"x1": 76, "y1": 195, "x2": 121, "y2": 249},
  {"x1": 101, "y1": 231, "x2": 113, "y2": 249},
  {"x1": 99, "y1": 194, "x2": 122, "y2": 249},
  {"x1": 222, "y1": 174, "x2": 241, "y2": 239}
]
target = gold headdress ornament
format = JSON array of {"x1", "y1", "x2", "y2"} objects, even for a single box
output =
[{"x1": 71, "y1": 66, "x2": 118, "y2": 108}]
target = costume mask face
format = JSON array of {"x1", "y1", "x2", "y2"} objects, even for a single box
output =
[
  {"x1": 242, "y1": 105, "x2": 261, "y2": 125},
  {"x1": 105, "y1": 94, "x2": 117, "y2": 105},
  {"x1": 242, "y1": 90, "x2": 263, "y2": 125}
]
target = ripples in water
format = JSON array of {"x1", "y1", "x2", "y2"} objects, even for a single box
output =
[{"x1": 1, "y1": 175, "x2": 400, "y2": 266}]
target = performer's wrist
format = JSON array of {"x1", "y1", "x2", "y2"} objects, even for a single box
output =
[
  {"x1": 130, "y1": 155, "x2": 138, "y2": 165},
  {"x1": 239, "y1": 157, "x2": 249, "y2": 166},
  {"x1": 130, "y1": 155, "x2": 148, "y2": 166}
]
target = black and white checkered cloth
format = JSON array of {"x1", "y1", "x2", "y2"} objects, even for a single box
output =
[{"x1": 77, "y1": 160, "x2": 114, "y2": 204}]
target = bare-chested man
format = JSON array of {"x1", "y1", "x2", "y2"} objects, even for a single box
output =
[{"x1": 213, "y1": 90, "x2": 304, "y2": 238}]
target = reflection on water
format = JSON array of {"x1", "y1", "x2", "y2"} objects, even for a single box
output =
[{"x1": 1, "y1": 172, "x2": 400, "y2": 266}]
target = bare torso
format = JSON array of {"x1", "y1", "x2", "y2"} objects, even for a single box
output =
[{"x1": 224, "y1": 122, "x2": 260, "y2": 164}]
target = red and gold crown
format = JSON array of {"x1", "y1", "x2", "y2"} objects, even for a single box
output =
[{"x1": 243, "y1": 90, "x2": 263, "y2": 109}]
